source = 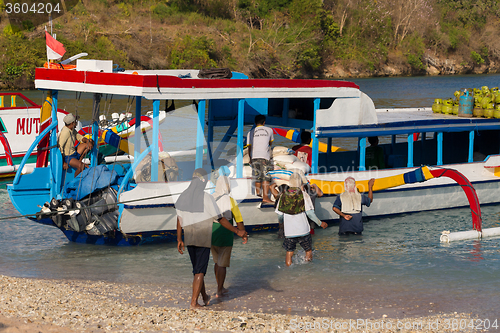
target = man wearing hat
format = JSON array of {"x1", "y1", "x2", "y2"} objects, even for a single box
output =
[{"x1": 58, "y1": 113, "x2": 94, "y2": 176}]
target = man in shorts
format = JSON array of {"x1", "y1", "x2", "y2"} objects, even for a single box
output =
[
  {"x1": 58, "y1": 113, "x2": 93, "y2": 177},
  {"x1": 211, "y1": 175, "x2": 248, "y2": 297},
  {"x1": 247, "y1": 115, "x2": 274, "y2": 204},
  {"x1": 276, "y1": 173, "x2": 327, "y2": 266},
  {"x1": 176, "y1": 169, "x2": 247, "y2": 309}
]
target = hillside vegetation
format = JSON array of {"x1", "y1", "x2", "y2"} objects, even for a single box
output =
[{"x1": 2, "y1": 0, "x2": 500, "y2": 89}]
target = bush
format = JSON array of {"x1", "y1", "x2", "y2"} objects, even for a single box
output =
[
  {"x1": 406, "y1": 53, "x2": 425, "y2": 70},
  {"x1": 168, "y1": 35, "x2": 218, "y2": 69},
  {"x1": 151, "y1": 3, "x2": 174, "y2": 21},
  {"x1": 471, "y1": 51, "x2": 485, "y2": 64}
]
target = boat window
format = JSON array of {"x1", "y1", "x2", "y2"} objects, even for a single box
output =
[
  {"x1": 288, "y1": 98, "x2": 315, "y2": 121},
  {"x1": 366, "y1": 135, "x2": 390, "y2": 170},
  {"x1": 268, "y1": 99, "x2": 283, "y2": 118},
  {"x1": 469, "y1": 130, "x2": 500, "y2": 162},
  {"x1": 319, "y1": 98, "x2": 335, "y2": 109}
]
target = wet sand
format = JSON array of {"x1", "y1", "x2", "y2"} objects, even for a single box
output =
[{"x1": 0, "y1": 275, "x2": 484, "y2": 332}]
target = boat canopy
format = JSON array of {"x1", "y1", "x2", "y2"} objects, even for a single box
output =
[
  {"x1": 35, "y1": 66, "x2": 381, "y2": 174},
  {"x1": 34, "y1": 68, "x2": 360, "y2": 101}
]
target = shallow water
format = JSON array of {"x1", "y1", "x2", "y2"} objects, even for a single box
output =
[
  {"x1": 2, "y1": 74, "x2": 500, "y2": 319},
  {"x1": 1, "y1": 180, "x2": 500, "y2": 318}
]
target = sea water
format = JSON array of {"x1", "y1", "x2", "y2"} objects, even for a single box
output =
[{"x1": 1, "y1": 74, "x2": 500, "y2": 318}]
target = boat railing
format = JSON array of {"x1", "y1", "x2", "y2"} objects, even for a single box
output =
[
  {"x1": 0, "y1": 132, "x2": 14, "y2": 166},
  {"x1": 0, "y1": 93, "x2": 38, "y2": 108},
  {"x1": 13, "y1": 121, "x2": 57, "y2": 185}
]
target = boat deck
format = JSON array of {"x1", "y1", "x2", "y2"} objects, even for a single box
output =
[{"x1": 376, "y1": 107, "x2": 498, "y2": 123}]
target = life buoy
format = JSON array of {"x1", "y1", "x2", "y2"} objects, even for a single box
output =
[{"x1": 43, "y1": 62, "x2": 76, "y2": 70}]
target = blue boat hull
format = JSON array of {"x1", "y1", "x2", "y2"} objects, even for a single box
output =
[{"x1": 27, "y1": 217, "x2": 281, "y2": 246}]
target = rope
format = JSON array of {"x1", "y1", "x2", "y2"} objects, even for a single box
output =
[
  {"x1": 125, "y1": 96, "x2": 135, "y2": 115},
  {"x1": 0, "y1": 186, "x2": 215, "y2": 222},
  {"x1": 74, "y1": 92, "x2": 82, "y2": 119}
]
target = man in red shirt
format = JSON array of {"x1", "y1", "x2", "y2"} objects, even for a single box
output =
[{"x1": 292, "y1": 131, "x2": 312, "y2": 167}]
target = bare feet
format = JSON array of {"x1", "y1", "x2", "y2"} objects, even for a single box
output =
[
  {"x1": 262, "y1": 199, "x2": 273, "y2": 204},
  {"x1": 216, "y1": 288, "x2": 229, "y2": 298},
  {"x1": 190, "y1": 303, "x2": 204, "y2": 309},
  {"x1": 202, "y1": 294, "x2": 211, "y2": 306}
]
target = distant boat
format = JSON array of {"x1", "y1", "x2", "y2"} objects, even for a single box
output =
[{"x1": 0, "y1": 93, "x2": 67, "y2": 178}]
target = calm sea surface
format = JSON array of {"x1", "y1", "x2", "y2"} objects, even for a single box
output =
[{"x1": 1, "y1": 74, "x2": 500, "y2": 318}]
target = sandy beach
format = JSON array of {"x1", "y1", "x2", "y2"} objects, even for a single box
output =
[{"x1": 0, "y1": 275, "x2": 484, "y2": 333}]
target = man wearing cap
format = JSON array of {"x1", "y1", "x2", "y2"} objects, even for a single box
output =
[{"x1": 58, "y1": 113, "x2": 94, "y2": 177}]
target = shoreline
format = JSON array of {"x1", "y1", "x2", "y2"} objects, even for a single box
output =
[{"x1": 0, "y1": 275, "x2": 480, "y2": 332}]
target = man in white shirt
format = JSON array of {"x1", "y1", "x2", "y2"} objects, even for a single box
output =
[{"x1": 247, "y1": 115, "x2": 274, "y2": 204}]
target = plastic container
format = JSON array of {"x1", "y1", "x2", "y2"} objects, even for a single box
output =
[{"x1": 458, "y1": 93, "x2": 473, "y2": 118}]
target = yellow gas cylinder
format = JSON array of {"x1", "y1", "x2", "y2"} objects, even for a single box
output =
[{"x1": 432, "y1": 99, "x2": 443, "y2": 113}]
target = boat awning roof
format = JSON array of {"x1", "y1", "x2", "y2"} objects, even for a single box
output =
[
  {"x1": 317, "y1": 109, "x2": 500, "y2": 137},
  {"x1": 34, "y1": 68, "x2": 360, "y2": 100}
]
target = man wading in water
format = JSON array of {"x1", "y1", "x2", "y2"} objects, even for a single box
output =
[
  {"x1": 176, "y1": 169, "x2": 247, "y2": 309},
  {"x1": 332, "y1": 177, "x2": 375, "y2": 235}
]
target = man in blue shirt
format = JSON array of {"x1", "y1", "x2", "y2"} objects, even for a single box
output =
[{"x1": 332, "y1": 177, "x2": 374, "y2": 235}]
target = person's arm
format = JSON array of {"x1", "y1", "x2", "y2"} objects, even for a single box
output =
[
  {"x1": 368, "y1": 178, "x2": 375, "y2": 203},
  {"x1": 76, "y1": 131, "x2": 86, "y2": 143},
  {"x1": 176, "y1": 216, "x2": 184, "y2": 254},
  {"x1": 230, "y1": 198, "x2": 248, "y2": 244},
  {"x1": 58, "y1": 130, "x2": 70, "y2": 169},
  {"x1": 312, "y1": 183, "x2": 323, "y2": 197},
  {"x1": 305, "y1": 210, "x2": 328, "y2": 229},
  {"x1": 332, "y1": 207, "x2": 352, "y2": 221},
  {"x1": 219, "y1": 217, "x2": 247, "y2": 238},
  {"x1": 236, "y1": 222, "x2": 247, "y2": 244},
  {"x1": 269, "y1": 183, "x2": 279, "y2": 198}
]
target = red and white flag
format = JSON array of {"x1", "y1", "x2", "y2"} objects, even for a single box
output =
[{"x1": 45, "y1": 31, "x2": 66, "y2": 60}]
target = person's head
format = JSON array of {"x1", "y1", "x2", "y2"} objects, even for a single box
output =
[
  {"x1": 289, "y1": 172, "x2": 304, "y2": 188},
  {"x1": 368, "y1": 136, "x2": 379, "y2": 146},
  {"x1": 300, "y1": 131, "x2": 312, "y2": 145},
  {"x1": 344, "y1": 177, "x2": 357, "y2": 193},
  {"x1": 63, "y1": 113, "x2": 77, "y2": 128},
  {"x1": 192, "y1": 168, "x2": 208, "y2": 185},
  {"x1": 214, "y1": 175, "x2": 231, "y2": 198},
  {"x1": 255, "y1": 114, "x2": 266, "y2": 125}
]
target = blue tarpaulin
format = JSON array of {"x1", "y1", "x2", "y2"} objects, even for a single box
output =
[{"x1": 64, "y1": 165, "x2": 119, "y2": 200}]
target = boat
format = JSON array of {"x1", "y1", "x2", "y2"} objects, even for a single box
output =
[
  {"x1": 0, "y1": 93, "x2": 68, "y2": 178},
  {"x1": 0, "y1": 92, "x2": 164, "y2": 178},
  {"x1": 7, "y1": 62, "x2": 497, "y2": 245}
]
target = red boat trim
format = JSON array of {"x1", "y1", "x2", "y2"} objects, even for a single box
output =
[
  {"x1": 35, "y1": 68, "x2": 360, "y2": 90},
  {"x1": 430, "y1": 168, "x2": 482, "y2": 231}
]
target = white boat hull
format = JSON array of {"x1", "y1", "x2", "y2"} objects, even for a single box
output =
[{"x1": 117, "y1": 160, "x2": 500, "y2": 234}]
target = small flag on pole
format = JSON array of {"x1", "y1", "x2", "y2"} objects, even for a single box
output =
[{"x1": 45, "y1": 31, "x2": 66, "y2": 60}]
